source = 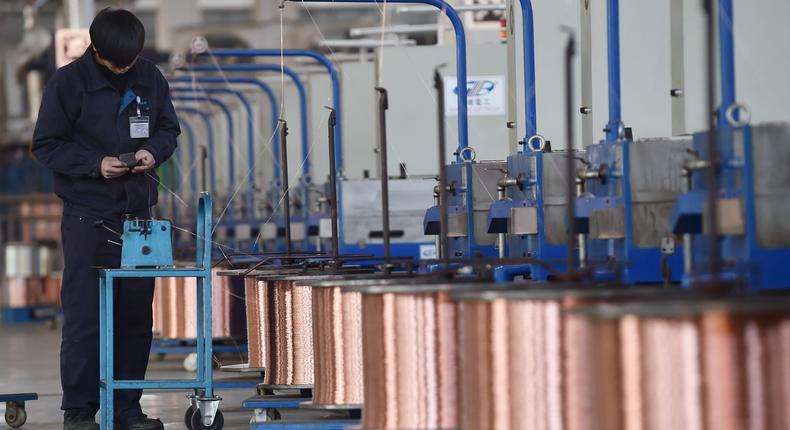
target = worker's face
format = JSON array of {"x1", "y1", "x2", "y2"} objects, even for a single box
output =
[{"x1": 93, "y1": 48, "x2": 137, "y2": 75}]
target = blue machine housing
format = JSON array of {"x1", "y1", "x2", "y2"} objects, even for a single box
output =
[
  {"x1": 578, "y1": 137, "x2": 691, "y2": 284},
  {"x1": 673, "y1": 123, "x2": 790, "y2": 290},
  {"x1": 491, "y1": 151, "x2": 581, "y2": 280},
  {"x1": 424, "y1": 161, "x2": 503, "y2": 259}
]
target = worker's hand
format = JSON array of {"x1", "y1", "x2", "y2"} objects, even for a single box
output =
[
  {"x1": 101, "y1": 156, "x2": 129, "y2": 179},
  {"x1": 133, "y1": 149, "x2": 156, "y2": 173}
]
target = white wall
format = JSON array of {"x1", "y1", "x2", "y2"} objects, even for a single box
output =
[{"x1": 509, "y1": 0, "x2": 790, "y2": 150}]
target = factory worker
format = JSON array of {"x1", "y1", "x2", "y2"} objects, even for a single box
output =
[{"x1": 32, "y1": 7, "x2": 178, "y2": 430}]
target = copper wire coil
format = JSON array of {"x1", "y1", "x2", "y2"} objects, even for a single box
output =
[
  {"x1": 360, "y1": 288, "x2": 461, "y2": 429},
  {"x1": 455, "y1": 287, "x2": 686, "y2": 430},
  {"x1": 577, "y1": 296, "x2": 790, "y2": 430},
  {"x1": 3, "y1": 276, "x2": 61, "y2": 308},
  {"x1": 152, "y1": 268, "x2": 239, "y2": 339},
  {"x1": 248, "y1": 279, "x2": 314, "y2": 385},
  {"x1": 312, "y1": 285, "x2": 365, "y2": 406}
]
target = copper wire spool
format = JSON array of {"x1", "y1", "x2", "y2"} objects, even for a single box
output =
[
  {"x1": 250, "y1": 279, "x2": 314, "y2": 386},
  {"x1": 310, "y1": 283, "x2": 364, "y2": 406},
  {"x1": 356, "y1": 282, "x2": 470, "y2": 430},
  {"x1": 578, "y1": 295, "x2": 790, "y2": 430},
  {"x1": 152, "y1": 268, "x2": 238, "y2": 339},
  {"x1": 245, "y1": 277, "x2": 266, "y2": 369},
  {"x1": 452, "y1": 286, "x2": 676, "y2": 430}
]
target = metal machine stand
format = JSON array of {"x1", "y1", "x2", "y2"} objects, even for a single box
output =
[{"x1": 98, "y1": 193, "x2": 223, "y2": 430}]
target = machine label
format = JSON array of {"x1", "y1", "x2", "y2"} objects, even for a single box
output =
[
  {"x1": 445, "y1": 75, "x2": 506, "y2": 117},
  {"x1": 419, "y1": 244, "x2": 437, "y2": 260}
]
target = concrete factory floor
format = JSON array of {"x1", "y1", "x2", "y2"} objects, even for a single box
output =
[{"x1": 0, "y1": 323, "x2": 326, "y2": 429}]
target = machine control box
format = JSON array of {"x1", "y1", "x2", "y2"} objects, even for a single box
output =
[{"x1": 120, "y1": 219, "x2": 174, "y2": 268}]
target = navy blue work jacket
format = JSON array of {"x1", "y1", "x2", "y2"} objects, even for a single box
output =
[{"x1": 32, "y1": 48, "x2": 180, "y2": 219}]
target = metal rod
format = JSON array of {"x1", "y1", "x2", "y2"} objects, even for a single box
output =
[
  {"x1": 318, "y1": 38, "x2": 417, "y2": 48},
  {"x1": 704, "y1": 0, "x2": 721, "y2": 279},
  {"x1": 434, "y1": 68, "x2": 450, "y2": 268},
  {"x1": 396, "y1": 4, "x2": 505, "y2": 13},
  {"x1": 717, "y1": 0, "x2": 736, "y2": 127},
  {"x1": 375, "y1": 87, "x2": 392, "y2": 273},
  {"x1": 565, "y1": 33, "x2": 577, "y2": 271},
  {"x1": 350, "y1": 23, "x2": 440, "y2": 37},
  {"x1": 279, "y1": 120, "x2": 292, "y2": 255},
  {"x1": 605, "y1": 0, "x2": 622, "y2": 143},
  {"x1": 326, "y1": 107, "x2": 341, "y2": 269}
]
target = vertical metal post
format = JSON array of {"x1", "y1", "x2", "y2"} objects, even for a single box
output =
[
  {"x1": 505, "y1": 0, "x2": 519, "y2": 153},
  {"x1": 326, "y1": 108, "x2": 341, "y2": 269},
  {"x1": 717, "y1": 0, "x2": 736, "y2": 127},
  {"x1": 279, "y1": 120, "x2": 292, "y2": 255},
  {"x1": 605, "y1": 0, "x2": 622, "y2": 143},
  {"x1": 565, "y1": 35, "x2": 578, "y2": 271},
  {"x1": 580, "y1": 0, "x2": 593, "y2": 147},
  {"x1": 670, "y1": 0, "x2": 687, "y2": 136},
  {"x1": 434, "y1": 69, "x2": 450, "y2": 268},
  {"x1": 375, "y1": 88, "x2": 392, "y2": 272},
  {"x1": 704, "y1": 0, "x2": 721, "y2": 279}
]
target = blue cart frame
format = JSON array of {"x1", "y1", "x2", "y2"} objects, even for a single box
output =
[{"x1": 98, "y1": 193, "x2": 222, "y2": 429}]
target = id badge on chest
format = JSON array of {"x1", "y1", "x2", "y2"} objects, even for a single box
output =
[{"x1": 130, "y1": 116, "x2": 149, "y2": 139}]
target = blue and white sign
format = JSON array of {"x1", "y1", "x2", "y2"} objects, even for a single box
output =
[{"x1": 445, "y1": 75, "x2": 506, "y2": 117}]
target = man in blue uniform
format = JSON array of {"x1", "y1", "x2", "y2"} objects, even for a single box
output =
[{"x1": 32, "y1": 8, "x2": 179, "y2": 430}]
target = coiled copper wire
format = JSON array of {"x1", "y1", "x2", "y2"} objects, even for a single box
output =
[
  {"x1": 359, "y1": 286, "x2": 461, "y2": 430},
  {"x1": 577, "y1": 296, "x2": 790, "y2": 430},
  {"x1": 152, "y1": 268, "x2": 237, "y2": 339},
  {"x1": 312, "y1": 285, "x2": 365, "y2": 406},
  {"x1": 254, "y1": 279, "x2": 314, "y2": 386}
]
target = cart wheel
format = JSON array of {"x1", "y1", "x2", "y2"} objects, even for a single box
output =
[
  {"x1": 5, "y1": 404, "x2": 27, "y2": 428},
  {"x1": 184, "y1": 405, "x2": 195, "y2": 430},
  {"x1": 183, "y1": 353, "x2": 198, "y2": 372},
  {"x1": 266, "y1": 408, "x2": 281, "y2": 421},
  {"x1": 190, "y1": 409, "x2": 224, "y2": 430}
]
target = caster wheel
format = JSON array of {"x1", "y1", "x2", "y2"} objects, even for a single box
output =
[
  {"x1": 5, "y1": 404, "x2": 27, "y2": 428},
  {"x1": 184, "y1": 405, "x2": 195, "y2": 430},
  {"x1": 155, "y1": 352, "x2": 167, "y2": 361},
  {"x1": 266, "y1": 408, "x2": 281, "y2": 421},
  {"x1": 183, "y1": 353, "x2": 198, "y2": 372},
  {"x1": 190, "y1": 409, "x2": 224, "y2": 430}
]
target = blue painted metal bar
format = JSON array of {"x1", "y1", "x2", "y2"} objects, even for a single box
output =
[
  {"x1": 606, "y1": 0, "x2": 622, "y2": 143},
  {"x1": 173, "y1": 96, "x2": 236, "y2": 219},
  {"x1": 175, "y1": 117, "x2": 198, "y2": 198},
  {"x1": 186, "y1": 64, "x2": 311, "y2": 184},
  {"x1": 172, "y1": 86, "x2": 262, "y2": 220},
  {"x1": 242, "y1": 396, "x2": 309, "y2": 409},
  {"x1": 172, "y1": 76, "x2": 282, "y2": 183},
  {"x1": 249, "y1": 421, "x2": 360, "y2": 429},
  {"x1": 282, "y1": 0, "x2": 469, "y2": 161},
  {"x1": 176, "y1": 107, "x2": 217, "y2": 197},
  {"x1": 206, "y1": 49, "x2": 345, "y2": 172},
  {"x1": 718, "y1": 0, "x2": 736, "y2": 127},
  {"x1": 519, "y1": 0, "x2": 538, "y2": 141}
]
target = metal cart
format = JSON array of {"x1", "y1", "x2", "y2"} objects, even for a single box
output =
[{"x1": 98, "y1": 193, "x2": 223, "y2": 430}]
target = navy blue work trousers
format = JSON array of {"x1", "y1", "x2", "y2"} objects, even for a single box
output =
[{"x1": 59, "y1": 209, "x2": 154, "y2": 420}]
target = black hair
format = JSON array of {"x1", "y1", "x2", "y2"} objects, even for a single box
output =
[{"x1": 89, "y1": 7, "x2": 145, "y2": 68}]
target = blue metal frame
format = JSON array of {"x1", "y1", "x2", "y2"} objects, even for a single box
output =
[
  {"x1": 573, "y1": 0, "x2": 688, "y2": 283},
  {"x1": 173, "y1": 96, "x2": 236, "y2": 220},
  {"x1": 718, "y1": 0, "x2": 736, "y2": 127},
  {"x1": 176, "y1": 107, "x2": 217, "y2": 197},
  {"x1": 99, "y1": 193, "x2": 216, "y2": 430},
  {"x1": 185, "y1": 64, "x2": 314, "y2": 250},
  {"x1": 171, "y1": 85, "x2": 271, "y2": 220}
]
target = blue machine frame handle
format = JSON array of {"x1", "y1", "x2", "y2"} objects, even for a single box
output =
[{"x1": 284, "y1": 0, "x2": 469, "y2": 162}]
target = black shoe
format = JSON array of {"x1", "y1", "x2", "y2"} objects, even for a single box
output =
[
  {"x1": 64, "y1": 410, "x2": 99, "y2": 430},
  {"x1": 116, "y1": 416, "x2": 164, "y2": 430}
]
